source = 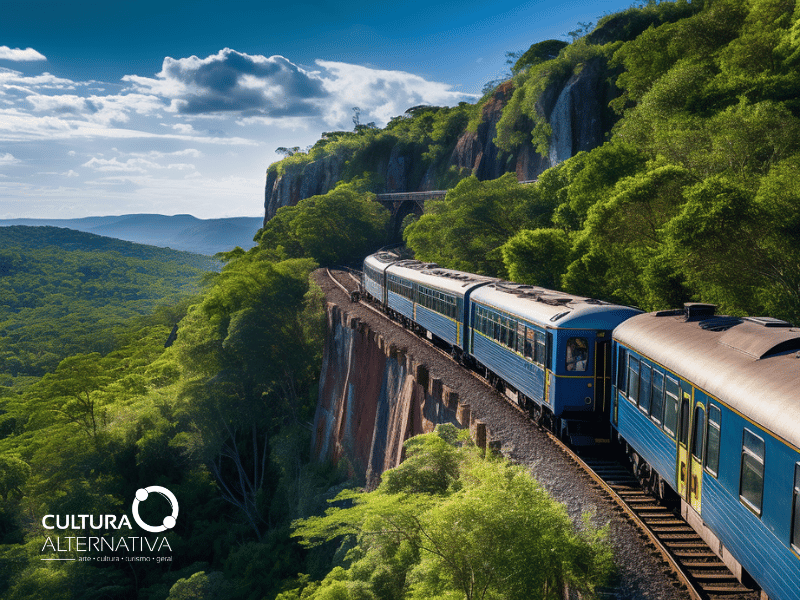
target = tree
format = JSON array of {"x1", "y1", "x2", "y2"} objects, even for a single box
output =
[
  {"x1": 404, "y1": 174, "x2": 545, "y2": 277},
  {"x1": 502, "y1": 229, "x2": 572, "y2": 289},
  {"x1": 34, "y1": 353, "x2": 113, "y2": 439},
  {"x1": 259, "y1": 184, "x2": 390, "y2": 266},
  {"x1": 174, "y1": 256, "x2": 324, "y2": 539},
  {"x1": 292, "y1": 427, "x2": 612, "y2": 600}
]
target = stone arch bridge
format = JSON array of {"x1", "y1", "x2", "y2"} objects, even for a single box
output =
[{"x1": 375, "y1": 191, "x2": 447, "y2": 237}]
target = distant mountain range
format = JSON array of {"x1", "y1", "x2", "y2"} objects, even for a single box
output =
[{"x1": 0, "y1": 214, "x2": 263, "y2": 256}]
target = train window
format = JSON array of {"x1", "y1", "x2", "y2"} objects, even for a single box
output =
[
  {"x1": 740, "y1": 428, "x2": 765, "y2": 515},
  {"x1": 663, "y1": 377, "x2": 679, "y2": 437},
  {"x1": 627, "y1": 357, "x2": 640, "y2": 404},
  {"x1": 705, "y1": 404, "x2": 721, "y2": 477},
  {"x1": 617, "y1": 347, "x2": 628, "y2": 394},
  {"x1": 524, "y1": 328, "x2": 535, "y2": 360},
  {"x1": 639, "y1": 364, "x2": 652, "y2": 413},
  {"x1": 691, "y1": 406, "x2": 704, "y2": 460},
  {"x1": 508, "y1": 320, "x2": 517, "y2": 350},
  {"x1": 650, "y1": 370, "x2": 664, "y2": 424},
  {"x1": 516, "y1": 322, "x2": 526, "y2": 354},
  {"x1": 566, "y1": 338, "x2": 588, "y2": 372},
  {"x1": 792, "y1": 463, "x2": 800, "y2": 553},
  {"x1": 535, "y1": 331, "x2": 546, "y2": 365}
]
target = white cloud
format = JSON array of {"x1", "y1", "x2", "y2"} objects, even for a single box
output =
[
  {"x1": 0, "y1": 68, "x2": 76, "y2": 90},
  {"x1": 82, "y1": 157, "x2": 157, "y2": 173},
  {"x1": 130, "y1": 148, "x2": 203, "y2": 159},
  {"x1": 123, "y1": 49, "x2": 327, "y2": 116},
  {"x1": 24, "y1": 92, "x2": 166, "y2": 125},
  {"x1": 0, "y1": 46, "x2": 47, "y2": 62},
  {"x1": 82, "y1": 154, "x2": 198, "y2": 174},
  {"x1": 0, "y1": 108, "x2": 258, "y2": 144},
  {"x1": 0, "y1": 152, "x2": 20, "y2": 165},
  {"x1": 121, "y1": 49, "x2": 475, "y2": 129},
  {"x1": 315, "y1": 60, "x2": 477, "y2": 126}
]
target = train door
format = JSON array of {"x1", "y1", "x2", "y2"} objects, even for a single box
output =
[
  {"x1": 688, "y1": 404, "x2": 704, "y2": 513},
  {"x1": 544, "y1": 331, "x2": 554, "y2": 405},
  {"x1": 676, "y1": 391, "x2": 692, "y2": 500},
  {"x1": 594, "y1": 338, "x2": 611, "y2": 420}
]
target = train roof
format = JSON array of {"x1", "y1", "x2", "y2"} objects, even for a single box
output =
[
  {"x1": 471, "y1": 282, "x2": 642, "y2": 330},
  {"x1": 386, "y1": 260, "x2": 498, "y2": 296},
  {"x1": 614, "y1": 306, "x2": 800, "y2": 449},
  {"x1": 364, "y1": 252, "x2": 398, "y2": 273}
]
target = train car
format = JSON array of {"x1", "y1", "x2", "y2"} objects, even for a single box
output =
[
  {"x1": 611, "y1": 303, "x2": 800, "y2": 600},
  {"x1": 362, "y1": 251, "x2": 399, "y2": 306},
  {"x1": 468, "y1": 282, "x2": 641, "y2": 445},
  {"x1": 383, "y1": 259, "x2": 496, "y2": 351}
]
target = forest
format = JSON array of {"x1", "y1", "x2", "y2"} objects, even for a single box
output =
[{"x1": 3, "y1": 0, "x2": 800, "y2": 598}]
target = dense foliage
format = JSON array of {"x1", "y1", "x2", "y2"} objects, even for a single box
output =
[
  {"x1": 267, "y1": 102, "x2": 479, "y2": 194},
  {"x1": 404, "y1": 0, "x2": 800, "y2": 324},
  {"x1": 258, "y1": 182, "x2": 391, "y2": 266},
  {"x1": 284, "y1": 427, "x2": 612, "y2": 600},
  {"x1": 0, "y1": 231, "x2": 333, "y2": 599},
  {"x1": 0, "y1": 227, "x2": 215, "y2": 382}
]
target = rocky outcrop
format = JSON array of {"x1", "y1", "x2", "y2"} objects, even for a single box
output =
[
  {"x1": 263, "y1": 154, "x2": 344, "y2": 224},
  {"x1": 313, "y1": 304, "x2": 490, "y2": 488},
  {"x1": 264, "y1": 58, "x2": 617, "y2": 223}
]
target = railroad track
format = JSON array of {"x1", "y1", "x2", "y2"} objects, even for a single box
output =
[{"x1": 324, "y1": 268, "x2": 759, "y2": 600}]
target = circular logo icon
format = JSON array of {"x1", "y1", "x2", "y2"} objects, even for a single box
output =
[{"x1": 131, "y1": 486, "x2": 179, "y2": 533}]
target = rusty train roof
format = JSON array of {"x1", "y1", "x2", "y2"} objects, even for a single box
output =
[{"x1": 614, "y1": 310, "x2": 800, "y2": 449}]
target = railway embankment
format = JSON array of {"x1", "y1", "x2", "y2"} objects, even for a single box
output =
[
  {"x1": 313, "y1": 268, "x2": 695, "y2": 600},
  {"x1": 312, "y1": 302, "x2": 492, "y2": 489}
]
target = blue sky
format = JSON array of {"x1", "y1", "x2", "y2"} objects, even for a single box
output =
[{"x1": 0, "y1": 0, "x2": 638, "y2": 219}]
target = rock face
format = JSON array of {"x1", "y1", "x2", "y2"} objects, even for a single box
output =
[
  {"x1": 313, "y1": 305, "x2": 485, "y2": 488},
  {"x1": 263, "y1": 154, "x2": 344, "y2": 224},
  {"x1": 547, "y1": 58, "x2": 612, "y2": 166},
  {"x1": 264, "y1": 59, "x2": 617, "y2": 223}
]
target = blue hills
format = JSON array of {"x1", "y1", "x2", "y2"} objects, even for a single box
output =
[{"x1": 0, "y1": 213, "x2": 263, "y2": 256}]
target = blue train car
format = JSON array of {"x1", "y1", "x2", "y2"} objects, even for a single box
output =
[
  {"x1": 612, "y1": 304, "x2": 800, "y2": 600},
  {"x1": 383, "y1": 260, "x2": 495, "y2": 351},
  {"x1": 362, "y1": 252, "x2": 398, "y2": 306},
  {"x1": 468, "y1": 282, "x2": 641, "y2": 445}
]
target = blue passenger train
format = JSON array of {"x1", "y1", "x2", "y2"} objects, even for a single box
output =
[
  {"x1": 362, "y1": 251, "x2": 800, "y2": 600},
  {"x1": 612, "y1": 304, "x2": 800, "y2": 600}
]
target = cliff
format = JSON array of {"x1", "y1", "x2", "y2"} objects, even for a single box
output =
[
  {"x1": 313, "y1": 304, "x2": 491, "y2": 488},
  {"x1": 264, "y1": 57, "x2": 618, "y2": 223}
]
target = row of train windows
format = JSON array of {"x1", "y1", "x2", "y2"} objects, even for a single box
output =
[
  {"x1": 417, "y1": 285, "x2": 457, "y2": 319},
  {"x1": 619, "y1": 353, "x2": 680, "y2": 437},
  {"x1": 708, "y1": 421, "x2": 800, "y2": 555},
  {"x1": 473, "y1": 306, "x2": 547, "y2": 365},
  {"x1": 698, "y1": 411, "x2": 764, "y2": 514},
  {"x1": 365, "y1": 266, "x2": 382, "y2": 284},
  {"x1": 619, "y1": 350, "x2": 800, "y2": 550},
  {"x1": 387, "y1": 275, "x2": 413, "y2": 300}
]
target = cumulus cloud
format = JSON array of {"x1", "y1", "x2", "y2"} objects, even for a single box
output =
[
  {"x1": 123, "y1": 48, "x2": 327, "y2": 116},
  {"x1": 24, "y1": 92, "x2": 165, "y2": 124},
  {"x1": 315, "y1": 60, "x2": 477, "y2": 126},
  {"x1": 0, "y1": 68, "x2": 76, "y2": 90},
  {"x1": 0, "y1": 152, "x2": 20, "y2": 165},
  {"x1": 121, "y1": 49, "x2": 476, "y2": 128},
  {"x1": 0, "y1": 46, "x2": 47, "y2": 62},
  {"x1": 82, "y1": 154, "x2": 198, "y2": 174},
  {"x1": 0, "y1": 107, "x2": 258, "y2": 144}
]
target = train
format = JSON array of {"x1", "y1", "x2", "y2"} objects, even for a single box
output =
[{"x1": 361, "y1": 250, "x2": 800, "y2": 600}]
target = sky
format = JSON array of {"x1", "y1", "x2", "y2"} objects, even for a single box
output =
[{"x1": 0, "y1": 0, "x2": 638, "y2": 220}]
